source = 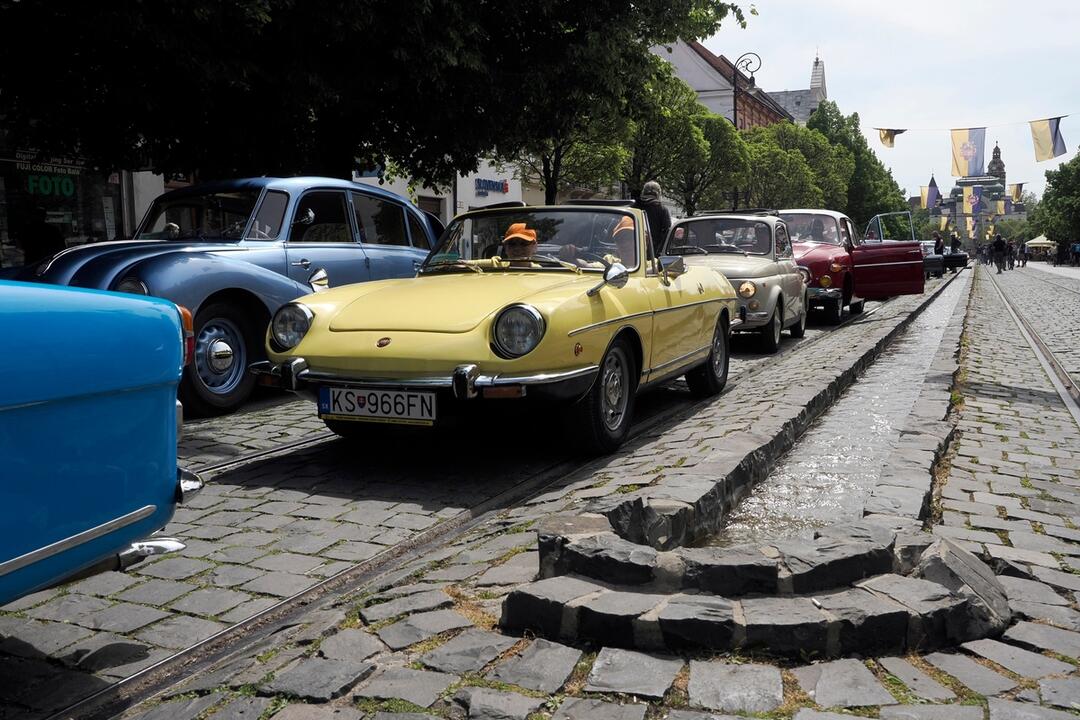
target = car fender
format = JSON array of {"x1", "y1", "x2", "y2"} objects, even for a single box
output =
[{"x1": 116, "y1": 251, "x2": 311, "y2": 318}]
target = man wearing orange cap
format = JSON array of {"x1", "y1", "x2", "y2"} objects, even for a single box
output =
[
  {"x1": 560, "y1": 215, "x2": 638, "y2": 269},
  {"x1": 501, "y1": 223, "x2": 538, "y2": 266}
]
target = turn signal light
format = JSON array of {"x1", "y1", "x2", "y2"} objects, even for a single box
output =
[
  {"x1": 178, "y1": 305, "x2": 195, "y2": 367},
  {"x1": 830, "y1": 262, "x2": 844, "y2": 273}
]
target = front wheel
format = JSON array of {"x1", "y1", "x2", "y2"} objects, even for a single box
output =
[
  {"x1": 848, "y1": 298, "x2": 865, "y2": 315},
  {"x1": 179, "y1": 302, "x2": 259, "y2": 416},
  {"x1": 686, "y1": 317, "x2": 729, "y2": 398},
  {"x1": 822, "y1": 295, "x2": 843, "y2": 325},
  {"x1": 570, "y1": 339, "x2": 637, "y2": 454},
  {"x1": 788, "y1": 299, "x2": 807, "y2": 338},
  {"x1": 759, "y1": 303, "x2": 782, "y2": 353}
]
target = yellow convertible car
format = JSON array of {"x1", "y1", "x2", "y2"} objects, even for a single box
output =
[{"x1": 252, "y1": 206, "x2": 738, "y2": 453}]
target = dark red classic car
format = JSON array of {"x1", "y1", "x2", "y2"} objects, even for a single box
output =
[{"x1": 780, "y1": 209, "x2": 925, "y2": 323}]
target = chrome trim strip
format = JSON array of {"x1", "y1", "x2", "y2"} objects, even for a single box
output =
[
  {"x1": 856, "y1": 260, "x2": 923, "y2": 268},
  {"x1": 568, "y1": 311, "x2": 653, "y2": 337},
  {"x1": 0, "y1": 505, "x2": 158, "y2": 578},
  {"x1": 298, "y1": 365, "x2": 599, "y2": 390},
  {"x1": 568, "y1": 298, "x2": 725, "y2": 337},
  {"x1": 646, "y1": 344, "x2": 711, "y2": 375}
]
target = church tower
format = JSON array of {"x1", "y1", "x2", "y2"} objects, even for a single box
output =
[
  {"x1": 987, "y1": 143, "x2": 1006, "y2": 186},
  {"x1": 810, "y1": 54, "x2": 827, "y2": 103}
]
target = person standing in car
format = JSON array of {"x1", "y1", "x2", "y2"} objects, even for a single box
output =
[{"x1": 634, "y1": 181, "x2": 671, "y2": 254}]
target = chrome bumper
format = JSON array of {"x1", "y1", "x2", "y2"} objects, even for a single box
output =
[
  {"x1": 177, "y1": 468, "x2": 204, "y2": 504},
  {"x1": 250, "y1": 359, "x2": 600, "y2": 400}
]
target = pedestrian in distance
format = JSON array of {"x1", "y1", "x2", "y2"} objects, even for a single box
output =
[
  {"x1": 932, "y1": 231, "x2": 944, "y2": 257},
  {"x1": 951, "y1": 233, "x2": 962, "y2": 254},
  {"x1": 992, "y1": 234, "x2": 1006, "y2": 274},
  {"x1": 1006, "y1": 240, "x2": 1016, "y2": 270},
  {"x1": 633, "y1": 180, "x2": 671, "y2": 256}
]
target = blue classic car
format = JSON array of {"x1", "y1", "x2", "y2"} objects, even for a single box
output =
[
  {"x1": 17, "y1": 177, "x2": 440, "y2": 415},
  {"x1": 0, "y1": 281, "x2": 201, "y2": 606}
]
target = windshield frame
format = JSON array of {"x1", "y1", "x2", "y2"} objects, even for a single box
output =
[
  {"x1": 135, "y1": 188, "x2": 263, "y2": 242},
  {"x1": 779, "y1": 212, "x2": 843, "y2": 246},
  {"x1": 665, "y1": 216, "x2": 775, "y2": 257},
  {"x1": 422, "y1": 207, "x2": 643, "y2": 274}
]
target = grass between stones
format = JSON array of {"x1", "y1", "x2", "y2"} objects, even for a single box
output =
[
  {"x1": 445, "y1": 585, "x2": 498, "y2": 630},
  {"x1": 354, "y1": 697, "x2": 433, "y2": 715},
  {"x1": 775, "y1": 669, "x2": 815, "y2": 717},
  {"x1": 562, "y1": 652, "x2": 597, "y2": 695},
  {"x1": 258, "y1": 696, "x2": 290, "y2": 720},
  {"x1": 661, "y1": 665, "x2": 690, "y2": 709},
  {"x1": 905, "y1": 653, "x2": 988, "y2": 707}
]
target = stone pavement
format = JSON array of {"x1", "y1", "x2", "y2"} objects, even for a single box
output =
[
  {"x1": 993, "y1": 265, "x2": 1080, "y2": 380},
  {"x1": 95, "y1": 276, "x2": 1053, "y2": 720},
  {"x1": 0, "y1": 291, "x2": 889, "y2": 719}
]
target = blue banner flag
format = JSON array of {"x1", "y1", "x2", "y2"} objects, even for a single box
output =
[
  {"x1": 926, "y1": 176, "x2": 940, "y2": 208},
  {"x1": 1030, "y1": 117, "x2": 1067, "y2": 162},
  {"x1": 951, "y1": 128, "x2": 986, "y2": 177}
]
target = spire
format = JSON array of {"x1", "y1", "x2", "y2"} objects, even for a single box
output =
[
  {"x1": 988, "y1": 142, "x2": 1006, "y2": 184},
  {"x1": 809, "y1": 53, "x2": 827, "y2": 100}
]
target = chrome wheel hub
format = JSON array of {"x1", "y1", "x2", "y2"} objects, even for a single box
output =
[
  {"x1": 195, "y1": 318, "x2": 246, "y2": 394},
  {"x1": 711, "y1": 328, "x2": 726, "y2": 377},
  {"x1": 600, "y1": 350, "x2": 629, "y2": 432}
]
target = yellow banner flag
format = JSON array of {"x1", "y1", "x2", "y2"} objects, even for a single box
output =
[
  {"x1": 940, "y1": 216, "x2": 949, "y2": 231},
  {"x1": 877, "y1": 129, "x2": 907, "y2": 148},
  {"x1": 995, "y1": 200, "x2": 1006, "y2": 215},
  {"x1": 920, "y1": 186, "x2": 929, "y2": 209}
]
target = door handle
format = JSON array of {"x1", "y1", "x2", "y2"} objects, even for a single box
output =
[
  {"x1": 412, "y1": 260, "x2": 423, "y2": 270},
  {"x1": 291, "y1": 258, "x2": 311, "y2": 269}
]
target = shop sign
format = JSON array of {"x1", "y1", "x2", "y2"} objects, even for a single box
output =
[{"x1": 474, "y1": 178, "x2": 509, "y2": 197}]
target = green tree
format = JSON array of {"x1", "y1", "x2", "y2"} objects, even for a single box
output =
[
  {"x1": 623, "y1": 60, "x2": 709, "y2": 199},
  {"x1": 0, "y1": 2, "x2": 747, "y2": 187},
  {"x1": 994, "y1": 217, "x2": 1030, "y2": 242},
  {"x1": 743, "y1": 135, "x2": 822, "y2": 209},
  {"x1": 807, "y1": 100, "x2": 905, "y2": 227},
  {"x1": 674, "y1": 113, "x2": 750, "y2": 215},
  {"x1": 515, "y1": 111, "x2": 630, "y2": 205},
  {"x1": 744, "y1": 122, "x2": 854, "y2": 210},
  {"x1": 1031, "y1": 154, "x2": 1080, "y2": 256}
]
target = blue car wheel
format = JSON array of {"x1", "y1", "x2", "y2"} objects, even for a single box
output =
[{"x1": 181, "y1": 302, "x2": 258, "y2": 416}]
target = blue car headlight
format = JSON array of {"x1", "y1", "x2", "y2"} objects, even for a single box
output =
[{"x1": 116, "y1": 277, "x2": 149, "y2": 295}]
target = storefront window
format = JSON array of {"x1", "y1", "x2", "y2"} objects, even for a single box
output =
[{"x1": 0, "y1": 145, "x2": 123, "y2": 269}]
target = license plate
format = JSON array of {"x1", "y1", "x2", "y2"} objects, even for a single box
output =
[{"x1": 318, "y1": 387, "x2": 436, "y2": 426}]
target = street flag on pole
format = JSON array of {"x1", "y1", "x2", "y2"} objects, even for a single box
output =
[
  {"x1": 963, "y1": 186, "x2": 984, "y2": 215},
  {"x1": 940, "y1": 216, "x2": 949, "y2": 231},
  {"x1": 1029, "y1": 117, "x2": 1067, "y2": 161},
  {"x1": 877, "y1": 129, "x2": 906, "y2": 148},
  {"x1": 1007, "y1": 183, "x2": 1024, "y2": 202},
  {"x1": 926, "y1": 176, "x2": 940, "y2": 208},
  {"x1": 951, "y1": 128, "x2": 986, "y2": 177},
  {"x1": 995, "y1": 200, "x2": 1006, "y2": 215},
  {"x1": 920, "y1": 187, "x2": 928, "y2": 209}
]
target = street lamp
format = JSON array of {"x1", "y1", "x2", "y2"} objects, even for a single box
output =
[{"x1": 730, "y1": 51, "x2": 760, "y2": 210}]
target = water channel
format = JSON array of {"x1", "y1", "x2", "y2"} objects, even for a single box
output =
[{"x1": 707, "y1": 277, "x2": 968, "y2": 547}]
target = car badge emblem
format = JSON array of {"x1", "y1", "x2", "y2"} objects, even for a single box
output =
[{"x1": 377, "y1": 337, "x2": 392, "y2": 348}]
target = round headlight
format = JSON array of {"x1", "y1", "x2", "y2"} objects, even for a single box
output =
[
  {"x1": 493, "y1": 305, "x2": 545, "y2": 358},
  {"x1": 738, "y1": 281, "x2": 757, "y2": 298},
  {"x1": 819, "y1": 274, "x2": 833, "y2": 288},
  {"x1": 116, "y1": 277, "x2": 149, "y2": 295},
  {"x1": 272, "y1": 303, "x2": 314, "y2": 350}
]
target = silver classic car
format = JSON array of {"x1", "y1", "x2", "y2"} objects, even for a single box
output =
[{"x1": 664, "y1": 213, "x2": 808, "y2": 352}]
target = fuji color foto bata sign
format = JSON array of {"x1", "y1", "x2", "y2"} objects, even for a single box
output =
[{"x1": 474, "y1": 178, "x2": 510, "y2": 197}]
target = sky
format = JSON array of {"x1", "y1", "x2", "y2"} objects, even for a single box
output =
[{"x1": 702, "y1": 0, "x2": 1080, "y2": 199}]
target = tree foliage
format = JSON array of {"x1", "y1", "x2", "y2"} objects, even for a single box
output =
[
  {"x1": 744, "y1": 122, "x2": 854, "y2": 210},
  {"x1": 807, "y1": 100, "x2": 905, "y2": 227},
  {"x1": 743, "y1": 138, "x2": 821, "y2": 209},
  {"x1": 1031, "y1": 156, "x2": 1080, "y2": 255},
  {"x1": 622, "y1": 60, "x2": 709, "y2": 199},
  {"x1": 0, "y1": 1, "x2": 747, "y2": 186},
  {"x1": 515, "y1": 111, "x2": 630, "y2": 204},
  {"x1": 673, "y1": 112, "x2": 749, "y2": 215}
]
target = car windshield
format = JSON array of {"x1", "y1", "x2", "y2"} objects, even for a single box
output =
[
  {"x1": 780, "y1": 213, "x2": 841, "y2": 245},
  {"x1": 424, "y1": 209, "x2": 639, "y2": 273},
  {"x1": 137, "y1": 189, "x2": 262, "y2": 240},
  {"x1": 666, "y1": 218, "x2": 772, "y2": 256}
]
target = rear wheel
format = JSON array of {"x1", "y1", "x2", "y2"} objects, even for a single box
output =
[
  {"x1": 180, "y1": 302, "x2": 258, "y2": 416},
  {"x1": 686, "y1": 316, "x2": 729, "y2": 397},
  {"x1": 788, "y1": 298, "x2": 807, "y2": 338},
  {"x1": 570, "y1": 338, "x2": 637, "y2": 454}
]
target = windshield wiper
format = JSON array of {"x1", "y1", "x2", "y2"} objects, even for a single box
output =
[
  {"x1": 527, "y1": 254, "x2": 582, "y2": 272},
  {"x1": 420, "y1": 260, "x2": 482, "y2": 274},
  {"x1": 702, "y1": 244, "x2": 743, "y2": 253},
  {"x1": 667, "y1": 245, "x2": 708, "y2": 255}
]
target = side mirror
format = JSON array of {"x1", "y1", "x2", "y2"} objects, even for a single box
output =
[
  {"x1": 587, "y1": 262, "x2": 629, "y2": 297},
  {"x1": 308, "y1": 267, "x2": 329, "y2": 292},
  {"x1": 660, "y1": 255, "x2": 685, "y2": 278},
  {"x1": 294, "y1": 208, "x2": 315, "y2": 226}
]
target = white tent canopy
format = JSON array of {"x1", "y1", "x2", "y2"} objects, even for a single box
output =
[{"x1": 1026, "y1": 235, "x2": 1056, "y2": 248}]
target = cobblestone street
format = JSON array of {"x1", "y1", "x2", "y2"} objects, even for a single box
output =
[{"x1": 7, "y1": 267, "x2": 1080, "y2": 720}]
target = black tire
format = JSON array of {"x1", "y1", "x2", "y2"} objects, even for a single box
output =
[
  {"x1": 179, "y1": 302, "x2": 259, "y2": 416},
  {"x1": 686, "y1": 316, "x2": 729, "y2": 398},
  {"x1": 759, "y1": 302, "x2": 782, "y2": 353},
  {"x1": 570, "y1": 338, "x2": 637, "y2": 454},
  {"x1": 788, "y1": 298, "x2": 807, "y2": 338},
  {"x1": 822, "y1": 295, "x2": 843, "y2": 325},
  {"x1": 848, "y1": 298, "x2": 865, "y2": 315}
]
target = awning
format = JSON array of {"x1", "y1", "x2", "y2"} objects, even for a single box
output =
[{"x1": 1025, "y1": 235, "x2": 1055, "y2": 248}]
